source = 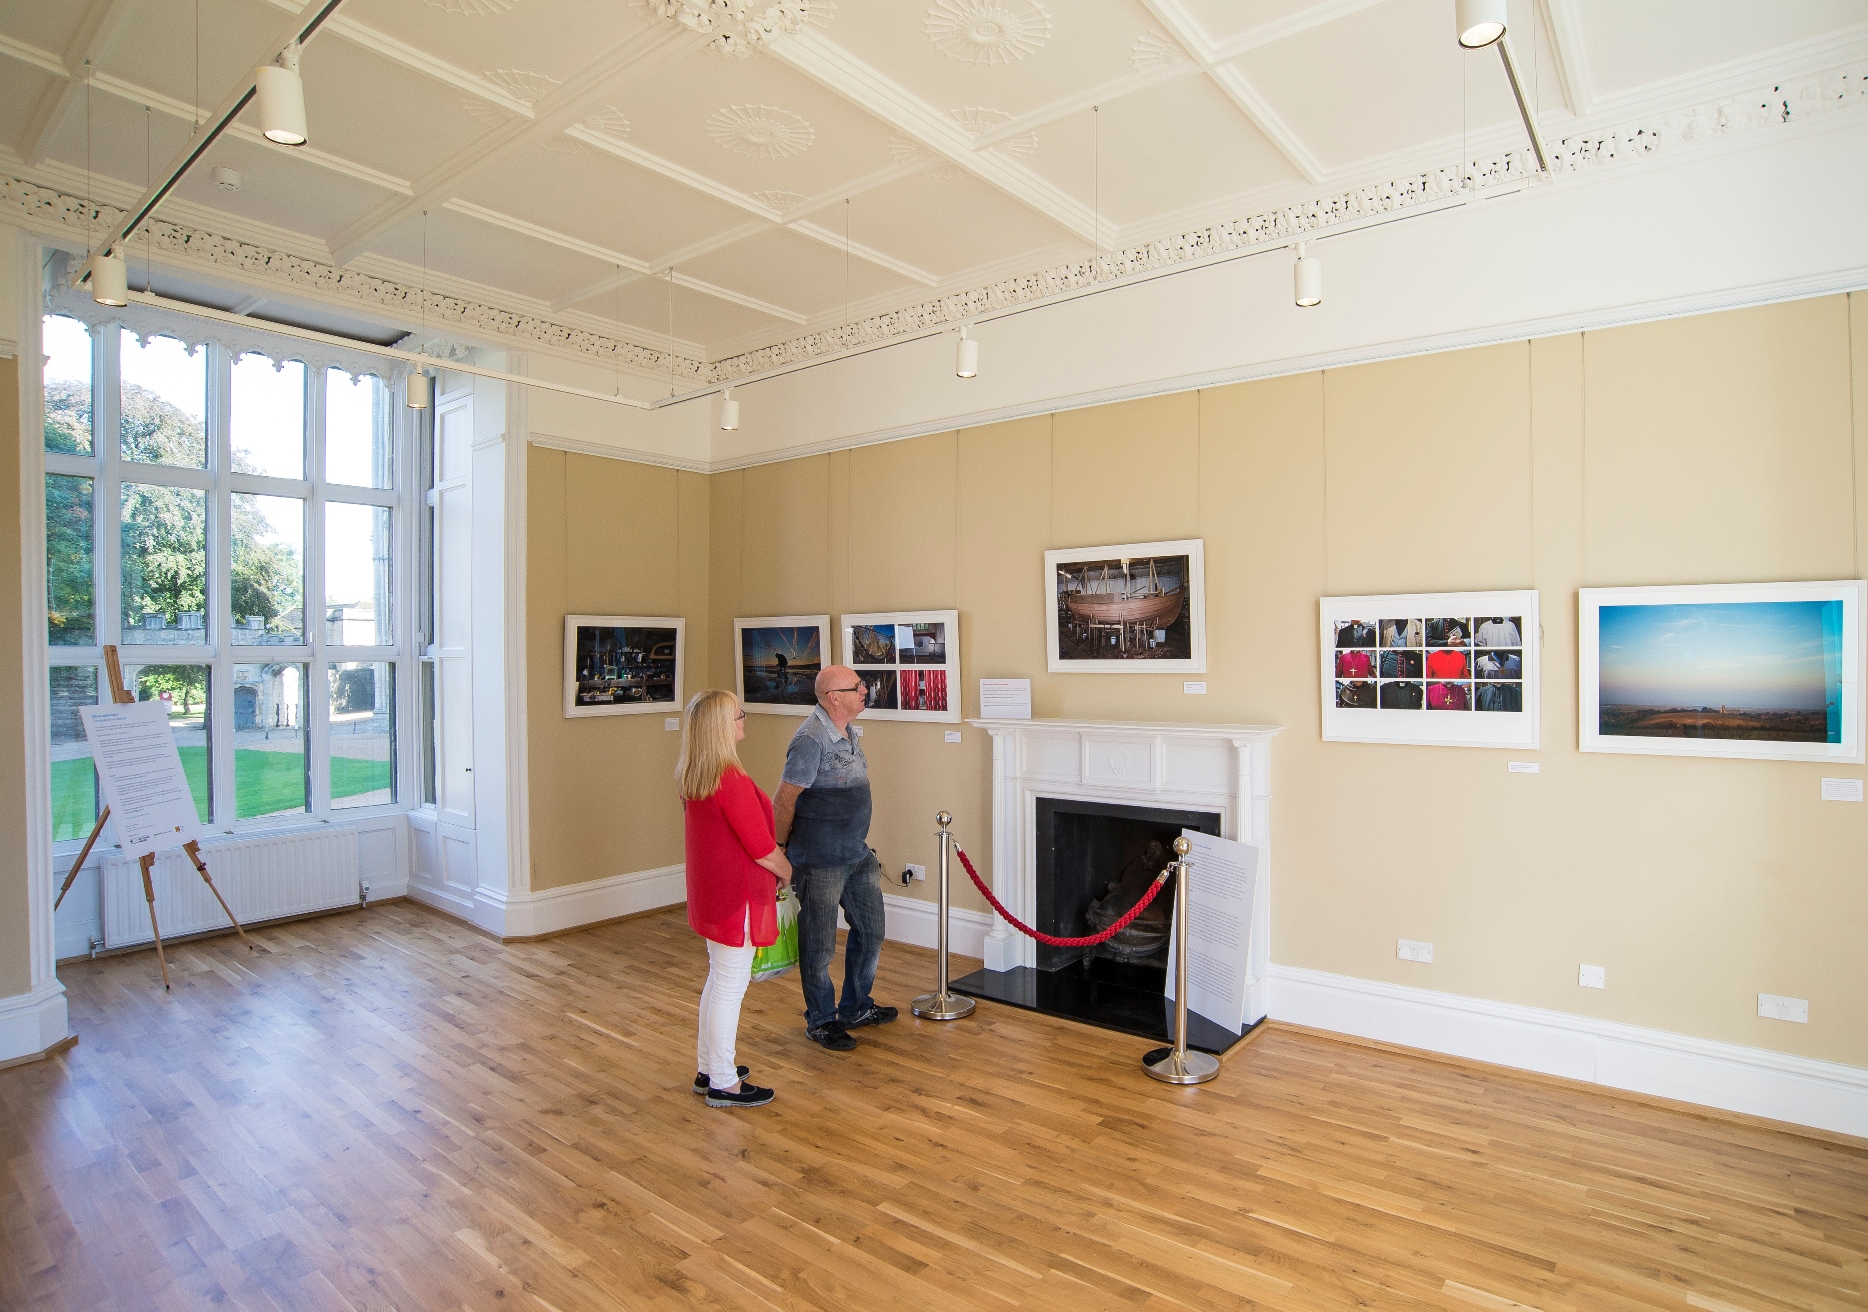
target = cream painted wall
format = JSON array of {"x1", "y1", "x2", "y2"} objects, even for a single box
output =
[{"x1": 0, "y1": 357, "x2": 29, "y2": 999}]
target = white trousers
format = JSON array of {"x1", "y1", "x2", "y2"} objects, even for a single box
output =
[{"x1": 697, "y1": 910, "x2": 755, "y2": 1090}]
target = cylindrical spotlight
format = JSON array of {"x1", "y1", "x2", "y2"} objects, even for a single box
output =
[
  {"x1": 1455, "y1": 0, "x2": 1507, "y2": 48},
  {"x1": 1293, "y1": 242, "x2": 1321, "y2": 308},
  {"x1": 406, "y1": 369, "x2": 431, "y2": 410},
  {"x1": 257, "y1": 44, "x2": 308, "y2": 146},
  {"x1": 88, "y1": 249, "x2": 128, "y2": 307},
  {"x1": 955, "y1": 324, "x2": 978, "y2": 378},
  {"x1": 720, "y1": 388, "x2": 740, "y2": 431}
]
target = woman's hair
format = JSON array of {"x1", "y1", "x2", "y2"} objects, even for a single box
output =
[{"x1": 676, "y1": 689, "x2": 742, "y2": 800}]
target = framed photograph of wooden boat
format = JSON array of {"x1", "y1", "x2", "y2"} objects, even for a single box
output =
[
  {"x1": 1045, "y1": 540, "x2": 1206, "y2": 673},
  {"x1": 1319, "y1": 590, "x2": 1539, "y2": 749},
  {"x1": 563, "y1": 615, "x2": 684, "y2": 718},
  {"x1": 735, "y1": 615, "x2": 830, "y2": 716},
  {"x1": 838, "y1": 609, "x2": 961, "y2": 722}
]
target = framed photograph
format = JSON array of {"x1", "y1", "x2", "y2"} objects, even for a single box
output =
[
  {"x1": 735, "y1": 615, "x2": 830, "y2": 716},
  {"x1": 1579, "y1": 580, "x2": 1864, "y2": 763},
  {"x1": 1045, "y1": 539, "x2": 1206, "y2": 674},
  {"x1": 839, "y1": 609, "x2": 960, "y2": 722},
  {"x1": 563, "y1": 615, "x2": 684, "y2": 718},
  {"x1": 1320, "y1": 590, "x2": 1539, "y2": 749}
]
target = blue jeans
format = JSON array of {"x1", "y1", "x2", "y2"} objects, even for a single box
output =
[{"x1": 794, "y1": 851, "x2": 886, "y2": 1029}]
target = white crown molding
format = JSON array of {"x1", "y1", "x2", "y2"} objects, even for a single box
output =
[{"x1": 528, "y1": 430, "x2": 711, "y2": 473}]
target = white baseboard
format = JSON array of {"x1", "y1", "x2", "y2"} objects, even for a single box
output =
[
  {"x1": 881, "y1": 893, "x2": 991, "y2": 960},
  {"x1": 491, "y1": 864, "x2": 687, "y2": 939},
  {"x1": 1270, "y1": 965, "x2": 1868, "y2": 1140},
  {"x1": 0, "y1": 980, "x2": 69, "y2": 1066},
  {"x1": 365, "y1": 877, "x2": 410, "y2": 902}
]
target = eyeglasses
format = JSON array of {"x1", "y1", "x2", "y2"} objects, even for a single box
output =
[{"x1": 826, "y1": 685, "x2": 867, "y2": 697}]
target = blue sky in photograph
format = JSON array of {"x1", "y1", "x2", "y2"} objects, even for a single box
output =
[
  {"x1": 1598, "y1": 600, "x2": 1842, "y2": 709},
  {"x1": 743, "y1": 627, "x2": 821, "y2": 666}
]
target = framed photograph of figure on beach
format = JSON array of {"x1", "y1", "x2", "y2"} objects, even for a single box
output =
[
  {"x1": 1579, "y1": 580, "x2": 1864, "y2": 763},
  {"x1": 735, "y1": 615, "x2": 830, "y2": 716},
  {"x1": 1046, "y1": 540, "x2": 1206, "y2": 674},
  {"x1": 839, "y1": 609, "x2": 960, "y2": 722},
  {"x1": 1320, "y1": 590, "x2": 1539, "y2": 749},
  {"x1": 563, "y1": 615, "x2": 685, "y2": 718}
]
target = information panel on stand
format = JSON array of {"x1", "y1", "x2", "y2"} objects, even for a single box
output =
[
  {"x1": 1165, "y1": 829, "x2": 1259, "y2": 1035},
  {"x1": 79, "y1": 700, "x2": 204, "y2": 858}
]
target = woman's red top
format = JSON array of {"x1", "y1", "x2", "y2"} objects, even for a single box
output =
[{"x1": 683, "y1": 766, "x2": 779, "y2": 948}]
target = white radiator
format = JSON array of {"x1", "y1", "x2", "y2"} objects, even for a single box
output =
[{"x1": 102, "y1": 828, "x2": 361, "y2": 948}]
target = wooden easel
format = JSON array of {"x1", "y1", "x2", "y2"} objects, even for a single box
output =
[{"x1": 52, "y1": 646, "x2": 252, "y2": 990}]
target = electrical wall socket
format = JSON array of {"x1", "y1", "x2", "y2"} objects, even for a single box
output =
[
  {"x1": 1758, "y1": 993, "x2": 1809, "y2": 1023},
  {"x1": 944, "y1": 730, "x2": 961, "y2": 743},
  {"x1": 1397, "y1": 938, "x2": 1433, "y2": 963},
  {"x1": 664, "y1": 717, "x2": 680, "y2": 731},
  {"x1": 1578, "y1": 964, "x2": 1605, "y2": 989},
  {"x1": 905, "y1": 863, "x2": 926, "y2": 882}
]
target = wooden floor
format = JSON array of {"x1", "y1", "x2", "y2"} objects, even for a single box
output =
[{"x1": 3, "y1": 904, "x2": 1864, "y2": 1312}]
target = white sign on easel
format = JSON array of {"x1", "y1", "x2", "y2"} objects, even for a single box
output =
[
  {"x1": 80, "y1": 701, "x2": 204, "y2": 858},
  {"x1": 1165, "y1": 828, "x2": 1260, "y2": 1036}
]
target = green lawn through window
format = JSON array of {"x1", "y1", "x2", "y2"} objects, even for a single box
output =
[{"x1": 51, "y1": 748, "x2": 391, "y2": 839}]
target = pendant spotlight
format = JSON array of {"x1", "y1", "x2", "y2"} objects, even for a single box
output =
[
  {"x1": 1293, "y1": 242, "x2": 1322, "y2": 308},
  {"x1": 720, "y1": 387, "x2": 740, "y2": 431},
  {"x1": 88, "y1": 248, "x2": 129, "y2": 307},
  {"x1": 256, "y1": 42, "x2": 308, "y2": 146},
  {"x1": 955, "y1": 323, "x2": 978, "y2": 379},
  {"x1": 1455, "y1": 0, "x2": 1506, "y2": 48},
  {"x1": 406, "y1": 370, "x2": 432, "y2": 410}
]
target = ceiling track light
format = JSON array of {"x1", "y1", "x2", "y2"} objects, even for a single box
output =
[
  {"x1": 88, "y1": 249, "x2": 129, "y2": 307},
  {"x1": 1455, "y1": 0, "x2": 1506, "y2": 49},
  {"x1": 256, "y1": 42, "x2": 308, "y2": 146},
  {"x1": 719, "y1": 387, "x2": 740, "y2": 431},
  {"x1": 955, "y1": 323, "x2": 979, "y2": 379},
  {"x1": 1293, "y1": 242, "x2": 1321, "y2": 308}
]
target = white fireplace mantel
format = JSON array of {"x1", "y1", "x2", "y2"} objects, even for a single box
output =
[{"x1": 965, "y1": 717, "x2": 1280, "y2": 1024}]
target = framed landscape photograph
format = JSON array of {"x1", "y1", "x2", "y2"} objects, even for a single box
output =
[
  {"x1": 1320, "y1": 590, "x2": 1540, "y2": 749},
  {"x1": 563, "y1": 616, "x2": 684, "y2": 718},
  {"x1": 839, "y1": 609, "x2": 960, "y2": 722},
  {"x1": 1045, "y1": 539, "x2": 1206, "y2": 674},
  {"x1": 735, "y1": 615, "x2": 830, "y2": 716},
  {"x1": 1579, "y1": 580, "x2": 1865, "y2": 763}
]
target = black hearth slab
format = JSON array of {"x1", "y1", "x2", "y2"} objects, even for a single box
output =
[{"x1": 949, "y1": 966, "x2": 1252, "y2": 1055}]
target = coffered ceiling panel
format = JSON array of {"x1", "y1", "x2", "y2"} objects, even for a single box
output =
[
  {"x1": 372, "y1": 204, "x2": 611, "y2": 306},
  {"x1": 678, "y1": 227, "x2": 914, "y2": 320},
  {"x1": 287, "y1": 38, "x2": 488, "y2": 183},
  {"x1": 1571, "y1": 0, "x2": 1868, "y2": 101},
  {"x1": 98, "y1": 0, "x2": 292, "y2": 119},
  {"x1": 1172, "y1": 0, "x2": 1359, "y2": 47},
  {"x1": 330, "y1": 0, "x2": 660, "y2": 85},
  {"x1": 567, "y1": 273, "x2": 777, "y2": 349},
  {"x1": 845, "y1": 171, "x2": 1076, "y2": 278},
  {"x1": 170, "y1": 133, "x2": 391, "y2": 241},
  {"x1": 0, "y1": 66, "x2": 57, "y2": 148},
  {"x1": 0, "y1": 0, "x2": 90, "y2": 55}
]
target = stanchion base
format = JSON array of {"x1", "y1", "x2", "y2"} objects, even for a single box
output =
[
  {"x1": 911, "y1": 991, "x2": 976, "y2": 1021},
  {"x1": 1141, "y1": 1046, "x2": 1220, "y2": 1085}
]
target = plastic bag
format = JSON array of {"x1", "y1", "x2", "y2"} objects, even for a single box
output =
[{"x1": 750, "y1": 888, "x2": 799, "y2": 982}]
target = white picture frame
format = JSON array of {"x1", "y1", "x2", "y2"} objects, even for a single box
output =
[
  {"x1": 1045, "y1": 539, "x2": 1206, "y2": 674},
  {"x1": 839, "y1": 609, "x2": 961, "y2": 723},
  {"x1": 563, "y1": 615, "x2": 685, "y2": 718},
  {"x1": 735, "y1": 614, "x2": 830, "y2": 716},
  {"x1": 1320, "y1": 590, "x2": 1541, "y2": 749},
  {"x1": 1579, "y1": 580, "x2": 1865, "y2": 763}
]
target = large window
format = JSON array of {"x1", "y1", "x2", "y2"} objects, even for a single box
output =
[{"x1": 43, "y1": 315, "x2": 409, "y2": 839}]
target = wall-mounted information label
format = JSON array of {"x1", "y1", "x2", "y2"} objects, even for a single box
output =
[
  {"x1": 1821, "y1": 777, "x2": 1863, "y2": 802},
  {"x1": 944, "y1": 730, "x2": 961, "y2": 743},
  {"x1": 1508, "y1": 761, "x2": 1540, "y2": 774},
  {"x1": 664, "y1": 717, "x2": 680, "y2": 731},
  {"x1": 979, "y1": 678, "x2": 1031, "y2": 720},
  {"x1": 1184, "y1": 681, "x2": 1207, "y2": 694}
]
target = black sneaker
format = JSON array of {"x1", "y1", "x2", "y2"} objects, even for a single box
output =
[
  {"x1": 842, "y1": 1004, "x2": 898, "y2": 1030},
  {"x1": 705, "y1": 1081, "x2": 775, "y2": 1109},
  {"x1": 692, "y1": 1065, "x2": 749, "y2": 1095},
  {"x1": 806, "y1": 1020, "x2": 857, "y2": 1051}
]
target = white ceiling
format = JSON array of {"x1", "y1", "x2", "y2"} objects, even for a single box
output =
[{"x1": 1, "y1": 0, "x2": 1864, "y2": 368}]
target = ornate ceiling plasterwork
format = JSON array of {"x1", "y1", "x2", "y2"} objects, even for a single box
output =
[
  {"x1": 706, "y1": 104, "x2": 815, "y2": 157},
  {"x1": 422, "y1": 0, "x2": 521, "y2": 15},
  {"x1": 889, "y1": 135, "x2": 962, "y2": 178},
  {"x1": 751, "y1": 189, "x2": 810, "y2": 211},
  {"x1": 951, "y1": 107, "x2": 1037, "y2": 159},
  {"x1": 924, "y1": 0, "x2": 1052, "y2": 66},
  {"x1": 484, "y1": 68, "x2": 562, "y2": 105},
  {"x1": 1130, "y1": 31, "x2": 1183, "y2": 73},
  {"x1": 634, "y1": 1, "x2": 833, "y2": 58}
]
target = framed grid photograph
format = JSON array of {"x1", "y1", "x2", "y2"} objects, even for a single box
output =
[
  {"x1": 734, "y1": 615, "x2": 830, "y2": 716},
  {"x1": 1579, "y1": 580, "x2": 1865, "y2": 763},
  {"x1": 839, "y1": 609, "x2": 960, "y2": 722},
  {"x1": 563, "y1": 615, "x2": 684, "y2": 718},
  {"x1": 1320, "y1": 590, "x2": 1539, "y2": 749},
  {"x1": 1045, "y1": 539, "x2": 1206, "y2": 674}
]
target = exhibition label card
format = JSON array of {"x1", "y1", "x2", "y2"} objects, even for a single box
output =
[
  {"x1": 978, "y1": 678, "x2": 1032, "y2": 720},
  {"x1": 80, "y1": 700, "x2": 204, "y2": 858},
  {"x1": 1165, "y1": 829, "x2": 1259, "y2": 1036}
]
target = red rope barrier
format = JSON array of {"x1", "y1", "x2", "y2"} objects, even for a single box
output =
[{"x1": 953, "y1": 843, "x2": 1171, "y2": 948}]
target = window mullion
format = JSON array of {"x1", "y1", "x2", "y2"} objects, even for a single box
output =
[
  {"x1": 97, "y1": 326, "x2": 122, "y2": 657},
  {"x1": 209, "y1": 343, "x2": 235, "y2": 828},
  {"x1": 309, "y1": 365, "x2": 329, "y2": 819}
]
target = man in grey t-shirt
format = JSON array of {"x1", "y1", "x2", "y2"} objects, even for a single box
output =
[{"x1": 774, "y1": 665, "x2": 895, "y2": 1051}]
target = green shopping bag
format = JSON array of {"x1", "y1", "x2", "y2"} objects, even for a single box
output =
[{"x1": 750, "y1": 888, "x2": 800, "y2": 982}]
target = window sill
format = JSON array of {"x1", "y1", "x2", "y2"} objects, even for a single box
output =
[{"x1": 51, "y1": 804, "x2": 417, "y2": 862}]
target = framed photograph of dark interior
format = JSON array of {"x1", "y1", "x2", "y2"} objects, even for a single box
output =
[
  {"x1": 1045, "y1": 539, "x2": 1206, "y2": 674},
  {"x1": 563, "y1": 615, "x2": 684, "y2": 718},
  {"x1": 1320, "y1": 590, "x2": 1539, "y2": 748},
  {"x1": 1579, "y1": 580, "x2": 1864, "y2": 763},
  {"x1": 735, "y1": 615, "x2": 830, "y2": 716},
  {"x1": 839, "y1": 609, "x2": 960, "y2": 722}
]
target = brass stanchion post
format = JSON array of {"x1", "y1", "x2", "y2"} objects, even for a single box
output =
[
  {"x1": 1143, "y1": 836, "x2": 1219, "y2": 1085},
  {"x1": 911, "y1": 812, "x2": 975, "y2": 1021}
]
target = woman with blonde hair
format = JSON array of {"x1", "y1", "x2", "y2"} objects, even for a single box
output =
[{"x1": 678, "y1": 688, "x2": 790, "y2": 1108}]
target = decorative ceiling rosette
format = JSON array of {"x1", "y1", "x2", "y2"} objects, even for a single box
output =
[
  {"x1": 633, "y1": 0, "x2": 834, "y2": 57},
  {"x1": 706, "y1": 104, "x2": 815, "y2": 158},
  {"x1": 551, "y1": 107, "x2": 632, "y2": 152},
  {"x1": 924, "y1": 0, "x2": 1052, "y2": 65},
  {"x1": 889, "y1": 135, "x2": 962, "y2": 179},
  {"x1": 751, "y1": 189, "x2": 810, "y2": 212},
  {"x1": 1130, "y1": 30, "x2": 1183, "y2": 72},
  {"x1": 950, "y1": 106, "x2": 1037, "y2": 159},
  {"x1": 464, "y1": 69, "x2": 559, "y2": 128}
]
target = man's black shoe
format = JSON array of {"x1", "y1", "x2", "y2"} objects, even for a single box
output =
[
  {"x1": 806, "y1": 1021, "x2": 857, "y2": 1051},
  {"x1": 693, "y1": 1065, "x2": 749, "y2": 1094},
  {"x1": 842, "y1": 1004, "x2": 898, "y2": 1029},
  {"x1": 705, "y1": 1081, "x2": 775, "y2": 1109}
]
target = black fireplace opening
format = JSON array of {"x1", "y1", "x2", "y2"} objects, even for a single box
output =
[{"x1": 952, "y1": 798, "x2": 1252, "y2": 1054}]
